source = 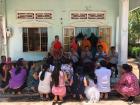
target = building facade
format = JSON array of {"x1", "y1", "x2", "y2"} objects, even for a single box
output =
[{"x1": 0, "y1": 0, "x2": 131, "y2": 63}]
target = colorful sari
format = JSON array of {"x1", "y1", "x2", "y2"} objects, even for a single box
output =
[{"x1": 115, "y1": 72, "x2": 140, "y2": 97}]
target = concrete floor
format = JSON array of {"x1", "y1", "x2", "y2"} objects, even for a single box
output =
[
  {"x1": 0, "y1": 58, "x2": 139, "y2": 105},
  {"x1": 0, "y1": 99, "x2": 140, "y2": 105}
]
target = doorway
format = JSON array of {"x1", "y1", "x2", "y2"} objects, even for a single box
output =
[
  {"x1": 63, "y1": 26, "x2": 111, "y2": 52},
  {"x1": 75, "y1": 27, "x2": 99, "y2": 38}
]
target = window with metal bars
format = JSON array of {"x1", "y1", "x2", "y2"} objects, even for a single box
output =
[{"x1": 23, "y1": 27, "x2": 48, "y2": 52}]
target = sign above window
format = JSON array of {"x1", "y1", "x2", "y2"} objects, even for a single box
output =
[
  {"x1": 35, "y1": 13, "x2": 52, "y2": 19},
  {"x1": 17, "y1": 13, "x2": 34, "y2": 19},
  {"x1": 17, "y1": 11, "x2": 53, "y2": 20},
  {"x1": 71, "y1": 12, "x2": 105, "y2": 20}
]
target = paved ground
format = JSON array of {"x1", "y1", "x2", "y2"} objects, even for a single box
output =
[
  {"x1": 0, "y1": 98, "x2": 140, "y2": 105},
  {"x1": 0, "y1": 58, "x2": 139, "y2": 105}
]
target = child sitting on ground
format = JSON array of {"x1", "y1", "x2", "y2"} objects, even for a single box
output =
[
  {"x1": 27, "y1": 61, "x2": 38, "y2": 92},
  {"x1": 30, "y1": 71, "x2": 39, "y2": 92}
]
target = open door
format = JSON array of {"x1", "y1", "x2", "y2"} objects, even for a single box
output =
[{"x1": 63, "y1": 27, "x2": 75, "y2": 52}]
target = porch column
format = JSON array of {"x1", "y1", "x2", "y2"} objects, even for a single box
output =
[
  {"x1": 0, "y1": 0, "x2": 7, "y2": 57},
  {"x1": 3, "y1": 0, "x2": 8, "y2": 57},
  {"x1": 118, "y1": 0, "x2": 129, "y2": 65}
]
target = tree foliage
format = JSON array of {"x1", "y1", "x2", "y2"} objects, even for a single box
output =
[{"x1": 129, "y1": 8, "x2": 140, "y2": 44}]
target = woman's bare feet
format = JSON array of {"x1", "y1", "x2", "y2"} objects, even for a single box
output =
[
  {"x1": 104, "y1": 93, "x2": 108, "y2": 100},
  {"x1": 53, "y1": 96, "x2": 58, "y2": 102},
  {"x1": 0, "y1": 88, "x2": 5, "y2": 94},
  {"x1": 17, "y1": 91, "x2": 21, "y2": 95},
  {"x1": 100, "y1": 93, "x2": 104, "y2": 100},
  {"x1": 59, "y1": 96, "x2": 63, "y2": 102},
  {"x1": 120, "y1": 96, "x2": 128, "y2": 101},
  {"x1": 79, "y1": 94, "x2": 84, "y2": 101},
  {"x1": 12, "y1": 92, "x2": 15, "y2": 95},
  {"x1": 73, "y1": 94, "x2": 76, "y2": 98}
]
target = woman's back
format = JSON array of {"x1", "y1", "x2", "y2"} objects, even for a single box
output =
[
  {"x1": 59, "y1": 71, "x2": 65, "y2": 87},
  {"x1": 88, "y1": 78, "x2": 95, "y2": 87},
  {"x1": 11, "y1": 68, "x2": 26, "y2": 79},
  {"x1": 9, "y1": 67, "x2": 27, "y2": 89},
  {"x1": 38, "y1": 71, "x2": 51, "y2": 94},
  {"x1": 123, "y1": 72, "x2": 139, "y2": 91},
  {"x1": 85, "y1": 77, "x2": 100, "y2": 103},
  {"x1": 95, "y1": 67, "x2": 111, "y2": 92},
  {"x1": 116, "y1": 72, "x2": 140, "y2": 97},
  {"x1": 39, "y1": 71, "x2": 51, "y2": 85}
]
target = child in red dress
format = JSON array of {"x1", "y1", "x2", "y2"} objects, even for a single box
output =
[{"x1": 51, "y1": 35, "x2": 63, "y2": 60}]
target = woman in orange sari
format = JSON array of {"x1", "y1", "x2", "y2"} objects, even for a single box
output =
[{"x1": 97, "y1": 38, "x2": 109, "y2": 55}]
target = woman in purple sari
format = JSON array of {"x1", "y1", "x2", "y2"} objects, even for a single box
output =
[{"x1": 8, "y1": 58, "x2": 27, "y2": 94}]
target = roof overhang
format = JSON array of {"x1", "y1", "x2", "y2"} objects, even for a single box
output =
[{"x1": 129, "y1": 0, "x2": 140, "y2": 11}]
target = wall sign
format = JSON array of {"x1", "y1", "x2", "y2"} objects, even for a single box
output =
[
  {"x1": 71, "y1": 12, "x2": 105, "y2": 20},
  {"x1": 17, "y1": 11, "x2": 53, "y2": 20},
  {"x1": 35, "y1": 13, "x2": 52, "y2": 19}
]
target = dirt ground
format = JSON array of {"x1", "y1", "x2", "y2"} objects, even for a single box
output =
[
  {"x1": 128, "y1": 58, "x2": 140, "y2": 79},
  {"x1": 0, "y1": 58, "x2": 139, "y2": 105}
]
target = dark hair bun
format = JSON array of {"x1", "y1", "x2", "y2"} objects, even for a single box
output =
[
  {"x1": 122, "y1": 64, "x2": 132, "y2": 72},
  {"x1": 100, "y1": 60, "x2": 107, "y2": 67},
  {"x1": 42, "y1": 64, "x2": 49, "y2": 70}
]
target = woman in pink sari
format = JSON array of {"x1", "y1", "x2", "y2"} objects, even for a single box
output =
[{"x1": 115, "y1": 64, "x2": 140, "y2": 104}]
